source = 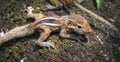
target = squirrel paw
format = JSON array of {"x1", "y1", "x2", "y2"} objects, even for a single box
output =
[{"x1": 37, "y1": 40, "x2": 57, "y2": 50}]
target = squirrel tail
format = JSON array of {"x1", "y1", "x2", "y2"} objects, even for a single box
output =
[{"x1": 0, "y1": 24, "x2": 35, "y2": 46}]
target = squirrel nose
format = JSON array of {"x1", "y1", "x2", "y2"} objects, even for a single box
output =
[{"x1": 89, "y1": 29, "x2": 93, "y2": 33}]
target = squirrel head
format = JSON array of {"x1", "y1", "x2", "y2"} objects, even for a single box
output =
[
  {"x1": 66, "y1": 19, "x2": 82, "y2": 30},
  {"x1": 68, "y1": 14, "x2": 93, "y2": 33}
]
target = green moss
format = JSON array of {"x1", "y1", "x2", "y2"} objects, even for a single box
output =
[
  {"x1": 0, "y1": 0, "x2": 47, "y2": 25},
  {"x1": 59, "y1": 39, "x2": 70, "y2": 49}
]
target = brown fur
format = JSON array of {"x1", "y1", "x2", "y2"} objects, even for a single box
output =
[
  {"x1": 69, "y1": 14, "x2": 93, "y2": 33},
  {"x1": 0, "y1": 14, "x2": 92, "y2": 48},
  {"x1": 27, "y1": 13, "x2": 45, "y2": 20},
  {"x1": 29, "y1": 14, "x2": 92, "y2": 47}
]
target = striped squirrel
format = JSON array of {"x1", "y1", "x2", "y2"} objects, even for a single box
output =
[
  {"x1": 46, "y1": 0, "x2": 120, "y2": 39},
  {"x1": 0, "y1": 14, "x2": 92, "y2": 49}
]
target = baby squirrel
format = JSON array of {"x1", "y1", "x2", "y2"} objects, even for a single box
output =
[{"x1": 0, "y1": 6, "x2": 92, "y2": 49}]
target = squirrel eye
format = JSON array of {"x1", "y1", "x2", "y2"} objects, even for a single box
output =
[{"x1": 77, "y1": 25, "x2": 82, "y2": 28}]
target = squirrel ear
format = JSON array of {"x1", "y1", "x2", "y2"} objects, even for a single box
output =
[
  {"x1": 69, "y1": 19, "x2": 77, "y2": 24},
  {"x1": 66, "y1": 20, "x2": 74, "y2": 26}
]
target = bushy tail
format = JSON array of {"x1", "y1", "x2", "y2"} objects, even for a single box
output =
[{"x1": 0, "y1": 24, "x2": 34, "y2": 46}]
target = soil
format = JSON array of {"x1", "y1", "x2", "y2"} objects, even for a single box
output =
[{"x1": 0, "y1": 0, "x2": 120, "y2": 62}]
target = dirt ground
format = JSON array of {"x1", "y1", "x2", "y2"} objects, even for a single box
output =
[{"x1": 0, "y1": 0, "x2": 120, "y2": 62}]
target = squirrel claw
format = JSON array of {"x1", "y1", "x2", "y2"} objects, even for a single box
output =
[
  {"x1": 36, "y1": 40, "x2": 57, "y2": 50},
  {"x1": 47, "y1": 40, "x2": 57, "y2": 50}
]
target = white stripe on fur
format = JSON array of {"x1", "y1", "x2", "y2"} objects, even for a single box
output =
[
  {"x1": 39, "y1": 17, "x2": 59, "y2": 21},
  {"x1": 41, "y1": 23, "x2": 62, "y2": 26}
]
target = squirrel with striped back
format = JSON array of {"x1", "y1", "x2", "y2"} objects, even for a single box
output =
[{"x1": 0, "y1": 6, "x2": 92, "y2": 49}]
